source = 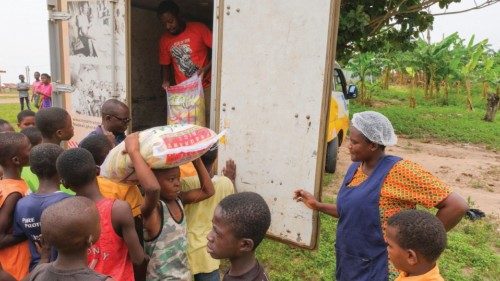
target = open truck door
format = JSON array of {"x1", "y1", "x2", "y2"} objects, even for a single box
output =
[
  {"x1": 49, "y1": 0, "x2": 128, "y2": 143},
  {"x1": 215, "y1": 0, "x2": 341, "y2": 249},
  {"x1": 49, "y1": 0, "x2": 341, "y2": 249}
]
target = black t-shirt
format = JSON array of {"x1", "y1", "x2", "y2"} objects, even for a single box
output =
[
  {"x1": 29, "y1": 263, "x2": 109, "y2": 281},
  {"x1": 223, "y1": 261, "x2": 269, "y2": 281}
]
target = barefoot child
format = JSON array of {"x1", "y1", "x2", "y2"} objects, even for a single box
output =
[
  {"x1": 124, "y1": 133, "x2": 215, "y2": 280},
  {"x1": 56, "y1": 148, "x2": 147, "y2": 280},
  {"x1": 35, "y1": 74, "x2": 52, "y2": 109},
  {"x1": 31, "y1": 72, "x2": 42, "y2": 109},
  {"x1": 0, "y1": 132, "x2": 32, "y2": 280},
  {"x1": 16, "y1": 75, "x2": 31, "y2": 111},
  {"x1": 29, "y1": 196, "x2": 112, "y2": 280},
  {"x1": 13, "y1": 144, "x2": 70, "y2": 270},
  {"x1": 386, "y1": 210, "x2": 447, "y2": 281},
  {"x1": 207, "y1": 192, "x2": 271, "y2": 281}
]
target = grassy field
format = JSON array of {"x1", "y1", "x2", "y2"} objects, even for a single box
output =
[
  {"x1": 0, "y1": 104, "x2": 29, "y2": 129},
  {"x1": 0, "y1": 93, "x2": 38, "y2": 129},
  {"x1": 1, "y1": 86, "x2": 499, "y2": 280},
  {"x1": 350, "y1": 85, "x2": 500, "y2": 150}
]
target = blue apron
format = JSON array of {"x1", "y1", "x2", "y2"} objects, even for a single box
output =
[{"x1": 335, "y1": 155, "x2": 402, "y2": 281}]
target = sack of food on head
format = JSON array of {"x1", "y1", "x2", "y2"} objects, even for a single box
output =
[{"x1": 100, "y1": 124, "x2": 222, "y2": 182}]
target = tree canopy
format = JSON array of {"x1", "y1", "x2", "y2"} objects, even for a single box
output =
[{"x1": 337, "y1": 0, "x2": 499, "y2": 62}]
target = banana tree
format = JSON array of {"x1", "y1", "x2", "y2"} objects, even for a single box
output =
[
  {"x1": 413, "y1": 33, "x2": 459, "y2": 99},
  {"x1": 482, "y1": 51, "x2": 500, "y2": 121},
  {"x1": 461, "y1": 36, "x2": 488, "y2": 111},
  {"x1": 347, "y1": 52, "x2": 383, "y2": 104},
  {"x1": 477, "y1": 50, "x2": 495, "y2": 98},
  {"x1": 391, "y1": 51, "x2": 414, "y2": 86},
  {"x1": 405, "y1": 66, "x2": 417, "y2": 108},
  {"x1": 434, "y1": 40, "x2": 464, "y2": 105}
]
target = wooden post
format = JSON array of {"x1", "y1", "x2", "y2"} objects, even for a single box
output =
[
  {"x1": 483, "y1": 92, "x2": 499, "y2": 122},
  {"x1": 0, "y1": 70, "x2": 6, "y2": 93}
]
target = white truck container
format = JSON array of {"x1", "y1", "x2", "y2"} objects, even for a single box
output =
[{"x1": 47, "y1": 0, "x2": 342, "y2": 249}]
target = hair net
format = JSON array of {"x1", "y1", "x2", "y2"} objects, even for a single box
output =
[{"x1": 351, "y1": 111, "x2": 397, "y2": 146}]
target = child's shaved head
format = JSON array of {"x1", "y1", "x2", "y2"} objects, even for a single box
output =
[
  {"x1": 388, "y1": 210, "x2": 447, "y2": 262},
  {"x1": 79, "y1": 134, "x2": 113, "y2": 166},
  {"x1": 56, "y1": 148, "x2": 97, "y2": 188},
  {"x1": 218, "y1": 192, "x2": 271, "y2": 249},
  {"x1": 30, "y1": 143, "x2": 64, "y2": 179},
  {"x1": 35, "y1": 107, "x2": 73, "y2": 140},
  {"x1": 41, "y1": 196, "x2": 100, "y2": 253},
  {"x1": 20, "y1": 126, "x2": 43, "y2": 147},
  {"x1": 0, "y1": 132, "x2": 29, "y2": 166},
  {"x1": 17, "y1": 110, "x2": 36, "y2": 124}
]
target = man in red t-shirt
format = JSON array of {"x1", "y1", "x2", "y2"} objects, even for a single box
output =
[{"x1": 158, "y1": 0, "x2": 212, "y2": 124}]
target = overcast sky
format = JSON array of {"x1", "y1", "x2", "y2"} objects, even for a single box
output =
[{"x1": 0, "y1": 0, "x2": 498, "y2": 83}]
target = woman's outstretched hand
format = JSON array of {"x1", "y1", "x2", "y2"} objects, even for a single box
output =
[{"x1": 294, "y1": 189, "x2": 318, "y2": 211}]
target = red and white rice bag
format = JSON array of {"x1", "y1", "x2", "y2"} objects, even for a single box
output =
[{"x1": 100, "y1": 124, "x2": 223, "y2": 182}]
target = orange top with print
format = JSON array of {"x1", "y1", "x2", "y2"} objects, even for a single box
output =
[
  {"x1": 97, "y1": 176, "x2": 144, "y2": 217},
  {"x1": 348, "y1": 160, "x2": 451, "y2": 232},
  {"x1": 0, "y1": 179, "x2": 31, "y2": 280},
  {"x1": 395, "y1": 264, "x2": 444, "y2": 281},
  {"x1": 180, "y1": 162, "x2": 197, "y2": 178}
]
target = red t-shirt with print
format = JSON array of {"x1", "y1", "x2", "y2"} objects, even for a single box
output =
[{"x1": 159, "y1": 22, "x2": 212, "y2": 88}]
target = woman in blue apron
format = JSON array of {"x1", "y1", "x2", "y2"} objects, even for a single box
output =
[{"x1": 294, "y1": 111, "x2": 468, "y2": 281}]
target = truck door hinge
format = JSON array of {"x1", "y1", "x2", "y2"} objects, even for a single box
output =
[
  {"x1": 53, "y1": 83, "x2": 75, "y2": 93},
  {"x1": 49, "y1": 11, "x2": 71, "y2": 21}
]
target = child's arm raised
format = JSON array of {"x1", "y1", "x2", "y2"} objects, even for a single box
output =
[
  {"x1": 222, "y1": 159, "x2": 237, "y2": 189},
  {"x1": 0, "y1": 193, "x2": 27, "y2": 248},
  {"x1": 124, "y1": 133, "x2": 160, "y2": 219},
  {"x1": 180, "y1": 158, "x2": 215, "y2": 204},
  {"x1": 111, "y1": 200, "x2": 147, "y2": 266}
]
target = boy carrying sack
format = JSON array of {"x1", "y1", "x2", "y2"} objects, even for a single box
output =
[{"x1": 124, "y1": 133, "x2": 215, "y2": 280}]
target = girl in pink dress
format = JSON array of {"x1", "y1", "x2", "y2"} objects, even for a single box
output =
[{"x1": 36, "y1": 73, "x2": 52, "y2": 108}]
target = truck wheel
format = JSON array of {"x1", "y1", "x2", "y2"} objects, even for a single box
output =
[{"x1": 325, "y1": 137, "x2": 339, "y2": 173}]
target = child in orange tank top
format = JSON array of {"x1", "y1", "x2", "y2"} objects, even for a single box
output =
[{"x1": 0, "y1": 132, "x2": 32, "y2": 280}]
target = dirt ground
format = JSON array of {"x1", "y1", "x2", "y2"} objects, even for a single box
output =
[
  {"x1": 327, "y1": 137, "x2": 500, "y2": 219},
  {"x1": 0, "y1": 93, "x2": 20, "y2": 104}
]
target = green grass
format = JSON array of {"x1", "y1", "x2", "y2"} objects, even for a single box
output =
[
  {"x1": 0, "y1": 96, "x2": 38, "y2": 130},
  {"x1": 440, "y1": 219, "x2": 500, "y2": 281},
  {"x1": 0, "y1": 103, "x2": 23, "y2": 129},
  {"x1": 257, "y1": 209, "x2": 337, "y2": 280},
  {"x1": 350, "y1": 85, "x2": 500, "y2": 150}
]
